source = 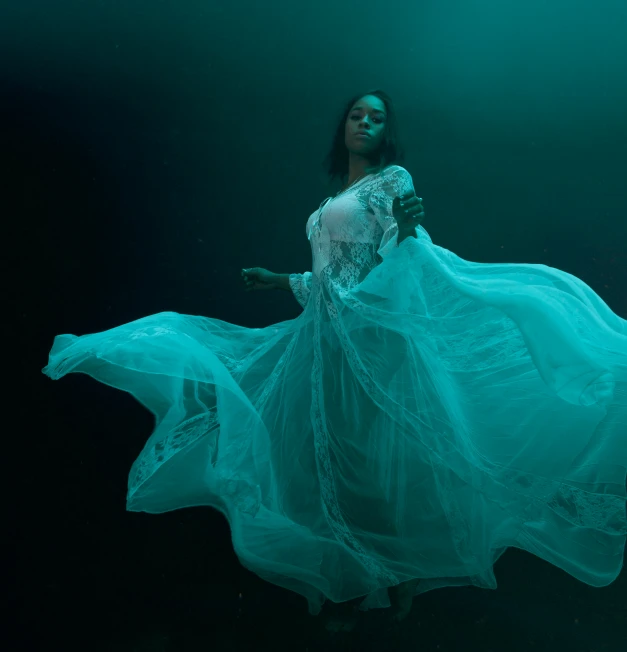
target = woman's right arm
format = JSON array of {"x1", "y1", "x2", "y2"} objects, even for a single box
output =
[
  {"x1": 242, "y1": 268, "x2": 312, "y2": 308},
  {"x1": 269, "y1": 273, "x2": 293, "y2": 292}
]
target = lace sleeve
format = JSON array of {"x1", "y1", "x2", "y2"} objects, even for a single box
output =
[
  {"x1": 368, "y1": 165, "x2": 416, "y2": 258},
  {"x1": 289, "y1": 272, "x2": 313, "y2": 309}
]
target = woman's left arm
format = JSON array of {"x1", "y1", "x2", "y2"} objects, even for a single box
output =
[
  {"x1": 369, "y1": 166, "x2": 426, "y2": 255},
  {"x1": 393, "y1": 193, "x2": 425, "y2": 245}
]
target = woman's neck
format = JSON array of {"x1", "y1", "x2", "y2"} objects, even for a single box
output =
[
  {"x1": 342, "y1": 165, "x2": 382, "y2": 192},
  {"x1": 345, "y1": 155, "x2": 386, "y2": 189}
]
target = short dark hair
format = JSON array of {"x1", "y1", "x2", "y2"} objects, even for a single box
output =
[{"x1": 322, "y1": 89, "x2": 406, "y2": 185}]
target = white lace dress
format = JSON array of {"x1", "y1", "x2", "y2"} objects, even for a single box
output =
[{"x1": 43, "y1": 165, "x2": 627, "y2": 614}]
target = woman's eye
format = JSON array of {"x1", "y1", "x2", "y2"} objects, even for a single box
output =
[{"x1": 351, "y1": 115, "x2": 382, "y2": 123}]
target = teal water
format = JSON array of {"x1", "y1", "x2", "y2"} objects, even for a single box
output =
[{"x1": 6, "y1": 1, "x2": 626, "y2": 650}]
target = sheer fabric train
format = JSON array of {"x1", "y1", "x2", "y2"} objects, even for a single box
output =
[{"x1": 44, "y1": 165, "x2": 627, "y2": 614}]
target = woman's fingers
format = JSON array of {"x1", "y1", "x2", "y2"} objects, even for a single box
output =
[
  {"x1": 400, "y1": 196, "x2": 424, "y2": 223},
  {"x1": 401, "y1": 196, "x2": 422, "y2": 209},
  {"x1": 242, "y1": 270, "x2": 254, "y2": 288},
  {"x1": 400, "y1": 198, "x2": 423, "y2": 218},
  {"x1": 242, "y1": 269, "x2": 265, "y2": 291}
]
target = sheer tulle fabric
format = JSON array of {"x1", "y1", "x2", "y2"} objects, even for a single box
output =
[{"x1": 43, "y1": 166, "x2": 627, "y2": 614}]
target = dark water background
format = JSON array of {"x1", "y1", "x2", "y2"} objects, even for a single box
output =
[{"x1": 4, "y1": 1, "x2": 626, "y2": 650}]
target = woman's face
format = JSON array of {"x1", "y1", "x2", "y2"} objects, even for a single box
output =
[{"x1": 344, "y1": 94, "x2": 387, "y2": 157}]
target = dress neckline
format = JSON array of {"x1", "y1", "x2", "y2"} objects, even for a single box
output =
[
  {"x1": 310, "y1": 171, "x2": 377, "y2": 243},
  {"x1": 336, "y1": 173, "x2": 374, "y2": 197}
]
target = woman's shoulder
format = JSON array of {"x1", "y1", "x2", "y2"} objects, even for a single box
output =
[
  {"x1": 371, "y1": 164, "x2": 413, "y2": 190},
  {"x1": 380, "y1": 163, "x2": 410, "y2": 177}
]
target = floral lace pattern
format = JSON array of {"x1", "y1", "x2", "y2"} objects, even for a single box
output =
[
  {"x1": 289, "y1": 272, "x2": 313, "y2": 309},
  {"x1": 296, "y1": 166, "x2": 414, "y2": 580},
  {"x1": 129, "y1": 410, "x2": 219, "y2": 500},
  {"x1": 311, "y1": 274, "x2": 400, "y2": 585}
]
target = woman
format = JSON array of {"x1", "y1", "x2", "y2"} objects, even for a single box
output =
[{"x1": 44, "y1": 90, "x2": 627, "y2": 629}]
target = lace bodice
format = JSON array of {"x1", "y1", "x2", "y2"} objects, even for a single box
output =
[
  {"x1": 289, "y1": 165, "x2": 418, "y2": 308},
  {"x1": 310, "y1": 165, "x2": 415, "y2": 283}
]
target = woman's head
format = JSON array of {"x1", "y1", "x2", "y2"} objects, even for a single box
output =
[{"x1": 323, "y1": 89, "x2": 405, "y2": 183}]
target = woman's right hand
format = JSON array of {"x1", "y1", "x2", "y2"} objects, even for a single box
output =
[{"x1": 241, "y1": 267, "x2": 278, "y2": 291}]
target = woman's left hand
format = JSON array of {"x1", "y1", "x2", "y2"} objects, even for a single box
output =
[{"x1": 392, "y1": 191, "x2": 425, "y2": 231}]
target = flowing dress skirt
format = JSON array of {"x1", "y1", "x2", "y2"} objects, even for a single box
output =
[{"x1": 43, "y1": 233, "x2": 627, "y2": 614}]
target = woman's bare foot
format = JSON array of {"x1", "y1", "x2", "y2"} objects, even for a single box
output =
[{"x1": 389, "y1": 578, "x2": 420, "y2": 622}]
